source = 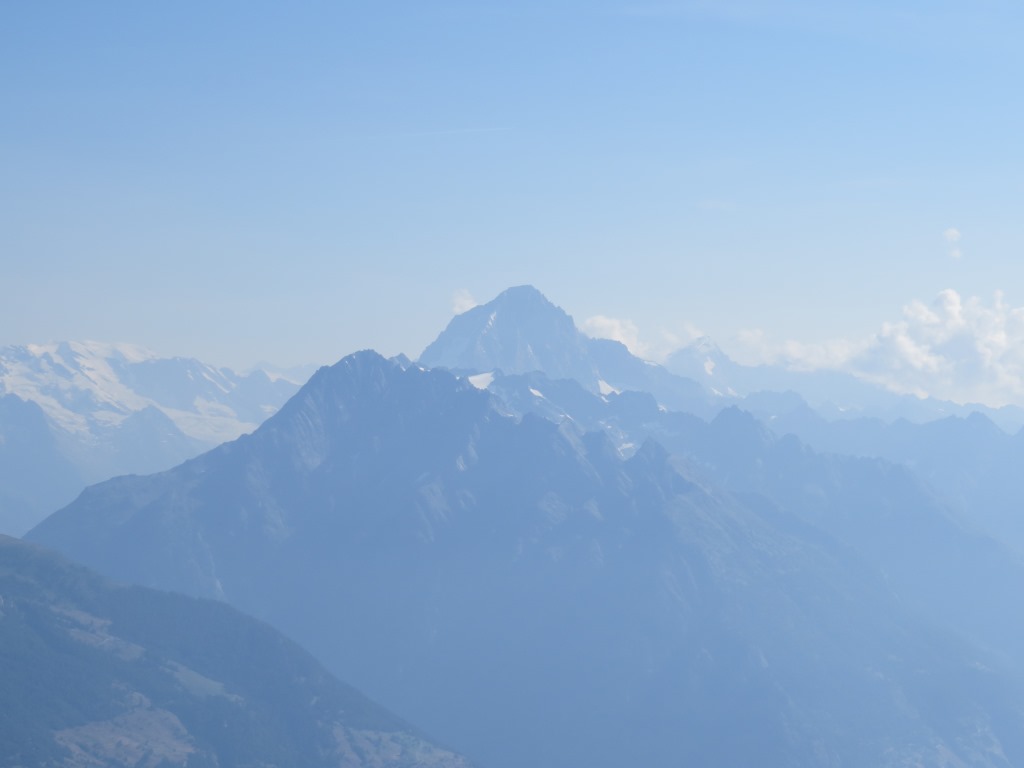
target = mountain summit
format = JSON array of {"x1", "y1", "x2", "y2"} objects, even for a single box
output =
[
  {"x1": 420, "y1": 285, "x2": 598, "y2": 385},
  {"x1": 420, "y1": 286, "x2": 713, "y2": 413}
]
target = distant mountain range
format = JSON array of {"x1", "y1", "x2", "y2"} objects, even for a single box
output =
[
  {"x1": 745, "y1": 400, "x2": 1024, "y2": 555},
  {"x1": 0, "y1": 535, "x2": 473, "y2": 768},
  {"x1": 666, "y1": 330, "x2": 1024, "y2": 430},
  {"x1": 0, "y1": 342, "x2": 300, "y2": 534},
  {"x1": 18, "y1": 285, "x2": 1024, "y2": 766},
  {"x1": 30, "y1": 349, "x2": 1024, "y2": 767},
  {"x1": 6, "y1": 288, "x2": 1019, "y2": 538},
  {"x1": 474, "y1": 367, "x2": 1024, "y2": 658},
  {"x1": 426, "y1": 286, "x2": 1024, "y2": 553},
  {"x1": 423, "y1": 285, "x2": 1024, "y2": 432}
]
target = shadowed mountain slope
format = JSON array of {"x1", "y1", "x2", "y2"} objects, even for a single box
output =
[
  {"x1": 476, "y1": 369, "x2": 1024, "y2": 668},
  {"x1": 0, "y1": 535, "x2": 473, "y2": 768},
  {"x1": 743, "y1": 402, "x2": 1024, "y2": 555}
]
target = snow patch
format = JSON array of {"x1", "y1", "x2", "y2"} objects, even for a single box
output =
[
  {"x1": 703, "y1": 358, "x2": 716, "y2": 376},
  {"x1": 529, "y1": 388, "x2": 545, "y2": 399},
  {"x1": 201, "y1": 370, "x2": 231, "y2": 394},
  {"x1": 468, "y1": 372, "x2": 494, "y2": 390},
  {"x1": 597, "y1": 379, "x2": 620, "y2": 396}
]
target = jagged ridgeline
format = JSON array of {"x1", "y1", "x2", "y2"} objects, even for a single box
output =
[
  {"x1": 0, "y1": 535, "x2": 473, "y2": 768},
  {"x1": 29, "y1": 349, "x2": 1024, "y2": 768}
]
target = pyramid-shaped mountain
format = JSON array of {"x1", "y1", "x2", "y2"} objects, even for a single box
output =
[
  {"x1": 28, "y1": 350, "x2": 1024, "y2": 768},
  {"x1": 0, "y1": 535, "x2": 472, "y2": 768},
  {"x1": 420, "y1": 285, "x2": 597, "y2": 383},
  {"x1": 420, "y1": 285, "x2": 714, "y2": 414}
]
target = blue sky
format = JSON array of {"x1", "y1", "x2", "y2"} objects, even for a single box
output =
[{"x1": 4, "y1": 2, "x2": 1024, "y2": 401}]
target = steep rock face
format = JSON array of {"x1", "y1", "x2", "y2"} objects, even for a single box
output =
[
  {"x1": 0, "y1": 535, "x2": 474, "y2": 768},
  {"x1": 28, "y1": 351, "x2": 1024, "y2": 768}
]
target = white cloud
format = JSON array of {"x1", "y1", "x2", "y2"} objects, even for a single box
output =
[
  {"x1": 452, "y1": 289, "x2": 478, "y2": 315},
  {"x1": 733, "y1": 330, "x2": 869, "y2": 371},
  {"x1": 658, "y1": 323, "x2": 705, "y2": 355},
  {"x1": 736, "y1": 289, "x2": 1024, "y2": 406},
  {"x1": 582, "y1": 315, "x2": 644, "y2": 354},
  {"x1": 582, "y1": 316, "x2": 702, "y2": 362}
]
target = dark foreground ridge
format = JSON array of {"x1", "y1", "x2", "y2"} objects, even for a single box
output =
[{"x1": 0, "y1": 534, "x2": 473, "y2": 768}]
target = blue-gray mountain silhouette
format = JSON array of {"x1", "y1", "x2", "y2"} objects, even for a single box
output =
[
  {"x1": 745, "y1": 402, "x2": 1024, "y2": 555},
  {"x1": 29, "y1": 351, "x2": 1024, "y2": 768},
  {"x1": 478, "y1": 368, "x2": 1024, "y2": 665}
]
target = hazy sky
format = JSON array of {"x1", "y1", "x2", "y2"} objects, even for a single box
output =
[{"x1": 5, "y1": 2, "x2": 1024, "y2": 400}]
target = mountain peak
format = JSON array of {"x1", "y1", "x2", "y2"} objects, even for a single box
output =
[
  {"x1": 489, "y1": 284, "x2": 560, "y2": 309},
  {"x1": 419, "y1": 286, "x2": 596, "y2": 384},
  {"x1": 418, "y1": 286, "x2": 714, "y2": 411},
  {"x1": 665, "y1": 335, "x2": 731, "y2": 370},
  {"x1": 449, "y1": 285, "x2": 569, "y2": 329},
  {"x1": 290, "y1": 350, "x2": 430, "y2": 413},
  {"x1": 710, "y1": 405, "x2": 774, "y2": 445}
]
